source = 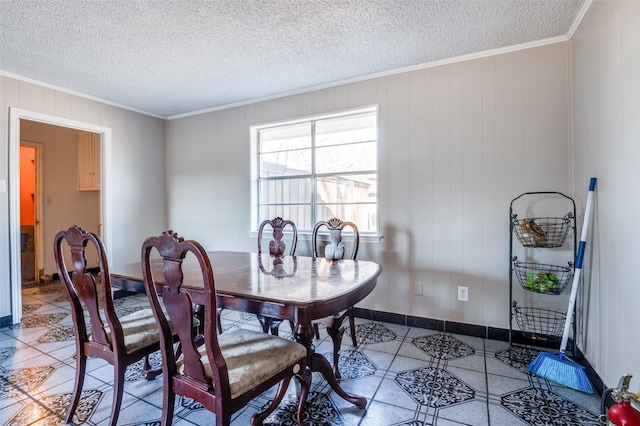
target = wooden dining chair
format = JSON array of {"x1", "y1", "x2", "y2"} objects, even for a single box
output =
[
  {"x1": 311, "y1": 217, "x2": 360, "y2": 379},
  {"x1": 258, "y1": 216, "x2": 298, "y2": 257},
  {"x1": 141, "y1": 230, "x2": 310, "y2": 426},
  {"x1": 256, "y1": 217, "x2": 298, "y2": 335},
  {"x1": 53, "y1": 225, "x2": 165, "y2": 426}
]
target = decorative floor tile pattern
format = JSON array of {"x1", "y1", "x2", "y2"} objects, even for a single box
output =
[
  {"x1": 19, "y1": 313, "x2": 68, "y2": 329},
  {"x1": 355, "y1": 322, "x2": 396, "y2": 345},
  {"x1": 0, "y1": 284, "x2": 602, "y2": 425},
  {"x1": 324, "y1": 350, "x2": 377, "y2": 381},
  {"x1": 395, "y1": 366, "x2": 475, "y2": 407},
  {"x1": 8, "y1": 389, "x2": 103, "y2": 425},
  {"x1": 501, "y1": 387, "x2": 599, "y2": 425},
  {"x1": 494, "y1": 346, "x2": 539, "y2": 375},
  {"x1": 265, "y1": 391, "x2": 343, "y2": 425},
  {"x1": 412, "y1": 334, "x2": 474, "y2": 360}
]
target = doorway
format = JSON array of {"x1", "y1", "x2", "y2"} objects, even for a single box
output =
[
  {"x1": 19, "y1": 143, "x2": 42, "y2": 285},
  {"x1": 8, "y1": 108, "x2": 112, "y2": 324}
]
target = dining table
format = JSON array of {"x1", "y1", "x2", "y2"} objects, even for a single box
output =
[{"x1": 110, "y1": 250, "x2": 382, "y2": 408}]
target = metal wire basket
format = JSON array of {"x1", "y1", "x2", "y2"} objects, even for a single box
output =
[
  {"x1": 512, "y1": 258, "x2": 573, "y2": 295},
  {"x1": 512, "y1": 301, "x2": 566, "y2": 342},
  {"x1": 511, "y1": 213, "x2": 573, "y2": 248}
]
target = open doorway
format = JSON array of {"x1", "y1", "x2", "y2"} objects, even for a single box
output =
[
  {"x1": 19, "y1": 144, "x2": 40, "y2": 285},
  {"x1": 8, "y1": 108, "x2": 112, "y2": 324},
  {"x1": 19, "y1": 122, "x2": 102, "y2": 287}
]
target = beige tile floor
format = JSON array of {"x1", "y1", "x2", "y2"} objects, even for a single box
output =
[{"x1": 0, "y1": 281, "x2": 602, "y2": 425}]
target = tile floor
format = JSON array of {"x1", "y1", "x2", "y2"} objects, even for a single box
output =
[{"x1": 1, "y1": 281, "x2": 603, "y2": 425}]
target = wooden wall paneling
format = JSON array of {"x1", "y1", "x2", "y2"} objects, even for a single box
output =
[
  {"x1": 522, "y1": 49, "x2": 542, "y2": 190},
  {"x1": 385, "y1": 72, "x2": 411, "y2": 314},
  {"x1": 280, "y1": 95, "x2": 298, "y2": 120},
  {"x1": 352, "y1": 79, "x2": 379, "y2": 108},
  {"x1": 448, "y1": 62, "x2": 468, "y2": 322},
  {"x1": 54, "y1": 91, "x2": 73, "y2": 119},
  {"x1": 407, "y1": 68, "x2": 433, "y2": 318},
  {"x1": 331, "y1": 84, "x2": 350, "y2": 112},
  {"x1": 0, "y1": 76, "x2": 11, "y2": 319},
  {"x1": 430, "y1": 65, "x2": 453, "y2": 320},
  {"x1": 538, "y1": 45, "x2": 570, "y2": 191},
  {"x1": 42, "y1": 87, "x2": 56, "y2": 116},
  {"x1": 312, "y1": 89, "x2": 327, "y2": 115},
  {"x1": 18, "y1": 81, "x2": 45, "y2": 113},
  {"x1": 71, "y1": 95, "x2": 83, "y2": 121},
  {"x1": 459, "y1": 60, "x2": 486, "y2": 325},
  {"x1": 479, "y1": 57, "x2": 501, "y2": 326},
  {"x1": 366, "y1": 78, "x2": 388, "y2": 311},
  {"x1": 297, "y1": 91, "x2": 315, "y2": 116}
]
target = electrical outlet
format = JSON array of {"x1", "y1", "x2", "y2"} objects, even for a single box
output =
[
  {"x1": 458, "y1": 286, "x2": 468, "y2": 302},
  {"x1": 414, "y1": 281, "x2": 423, "y2": 296}
]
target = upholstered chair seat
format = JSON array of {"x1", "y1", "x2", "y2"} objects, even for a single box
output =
[{"x1": 178, "y1": 328, "x2": 307, "y2": 399}]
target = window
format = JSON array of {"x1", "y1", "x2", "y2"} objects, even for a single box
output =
[{"x1": 253, "y1": 107, "x2": 378, "y2": 234}]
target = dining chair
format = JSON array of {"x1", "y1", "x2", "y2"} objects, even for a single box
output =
[
  {"x1": 311, "y1": 217, "x2": 360, "y2": 380},
  {"x1": 53, "y1": 225, "x2": 165, "y2": 426},
  {"x1": 256, "y1": 217, "x2": 298, "y2": 335},
  {"x1": 141, "y1": 230, "x2": 310, "y2": 426},
  {"x1": 258, "y1": 216, "x2": 298, "y2": 257}
]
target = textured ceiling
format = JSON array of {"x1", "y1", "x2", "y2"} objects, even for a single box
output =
[{"x1": 0, "y1": 0, "x2": 586, "y2": 118}]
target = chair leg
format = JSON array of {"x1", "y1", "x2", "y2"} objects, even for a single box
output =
[
  {"x1": 250, "y1": 375, "x2": 294, "y2": 425},
  {"x1": 65, "y1": 351, "x2": 86, "y2": 423},
  {"x1": 313, "y1": 323, "x2": 320, "y2": 339},
  {"x1": 257, "y1": 315, "x2": 283, "y2": 336},
  {"x1": 348, "y1": 308, "x2": 358, "y2": 347},
  {"x1": 143, "y1": 353, "x2": 162, "y2": 380},
  {"x1": 216, "y1": 307, "x2": 223, "y2": 334},
  {"x1": 161, "y1": 377, "x2": 176, "y2": 426},
  {"x1": 257, "y1": 314, "x2": 271, "y2": 333},
  {"x1": 110, "y1": 362, "x2": 126, "y2": 426},
  {"x1": 269, "y1": 319, "x2": 283, "y2": 336}
]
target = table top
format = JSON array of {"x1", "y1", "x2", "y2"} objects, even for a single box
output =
[{"x1": 111, "y1": 251, "x2": 381, "y2": 313}]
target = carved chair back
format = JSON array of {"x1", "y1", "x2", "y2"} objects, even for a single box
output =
[
  {"x1": 312, "y1": 218, "x2": 360, "y2": 260},
  {"x1": 257, "y1": 217, "x2": 298, "y2": 256}
]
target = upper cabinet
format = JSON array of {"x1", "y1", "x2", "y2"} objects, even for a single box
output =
[{"x1": 78, "y1": 132, "x2": 100, "y2": 191}]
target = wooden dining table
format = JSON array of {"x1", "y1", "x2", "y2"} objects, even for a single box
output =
[{"x1": 110, "y1": 250, "x2": 381, "y2": 408}]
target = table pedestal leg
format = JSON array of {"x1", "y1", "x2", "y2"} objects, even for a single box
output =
[
  {"x1": 294, "y1": 322, "x2": 367, "y2": 409},
  {"x1": 310, "y1": 353, "x2": 366, "y2": 408}
]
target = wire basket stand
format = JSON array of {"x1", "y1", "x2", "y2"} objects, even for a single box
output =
[{"x1": 508, "y1": 191, "x2": 577, "y2": 355}]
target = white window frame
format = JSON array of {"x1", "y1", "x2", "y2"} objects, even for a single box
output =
[{"x1": 250, "y1": 106, "x2": 379, "y2": 239}]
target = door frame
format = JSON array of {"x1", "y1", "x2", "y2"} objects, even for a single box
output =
[
  {"x1": 19, "y1": 141, "x2": 43, "y2": 283},
  {"x1": 9, "y1": 108, "x2": 112, "y2": 324}
]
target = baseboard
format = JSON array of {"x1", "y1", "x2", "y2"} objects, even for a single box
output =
[
  {"x1": 353, "y1": 307, "x2": 604, "y2": 395},
  {"x1": 0, "y1": 315, "x2": 11, "y2": 328}
]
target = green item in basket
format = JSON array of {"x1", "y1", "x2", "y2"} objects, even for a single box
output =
[{"x1": 525, "y1": 270, "x2": 559, "y2": 293}]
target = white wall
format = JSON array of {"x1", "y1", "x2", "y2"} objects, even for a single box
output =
[
  {"x1": 0, "y1": 76, "x2": 167, "y2": 322},
  {"x1": 571, "y1": 0, "x2": 640, "y2": 390},
  {"x1": 166, "y1": 42, "x2": 573, "y2": 332}
]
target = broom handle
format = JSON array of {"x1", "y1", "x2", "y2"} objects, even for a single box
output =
[{"x1": 560, "y1": 177, "x2": 597, "y2": 354}]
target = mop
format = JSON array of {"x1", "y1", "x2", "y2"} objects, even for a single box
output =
[{"x1": 527, "y1": 177, "x2": 597, "y2": 393}]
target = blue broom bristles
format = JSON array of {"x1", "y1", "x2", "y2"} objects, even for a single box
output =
[{"x1": 527, "y1": 351, "x2": 595, "y2": 393}]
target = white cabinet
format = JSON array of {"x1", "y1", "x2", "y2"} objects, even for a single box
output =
[{"x1": 78, "y1": 132, "x2": 100, "y2": 191}]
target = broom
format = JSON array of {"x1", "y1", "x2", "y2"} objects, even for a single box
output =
[{"x1": 527, "y1": 177, "x2": 597, "y2": 393}]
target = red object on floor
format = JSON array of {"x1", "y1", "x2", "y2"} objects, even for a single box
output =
[{"x1": 608, "y1": 401, "x2": 640, "y2": 426}]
